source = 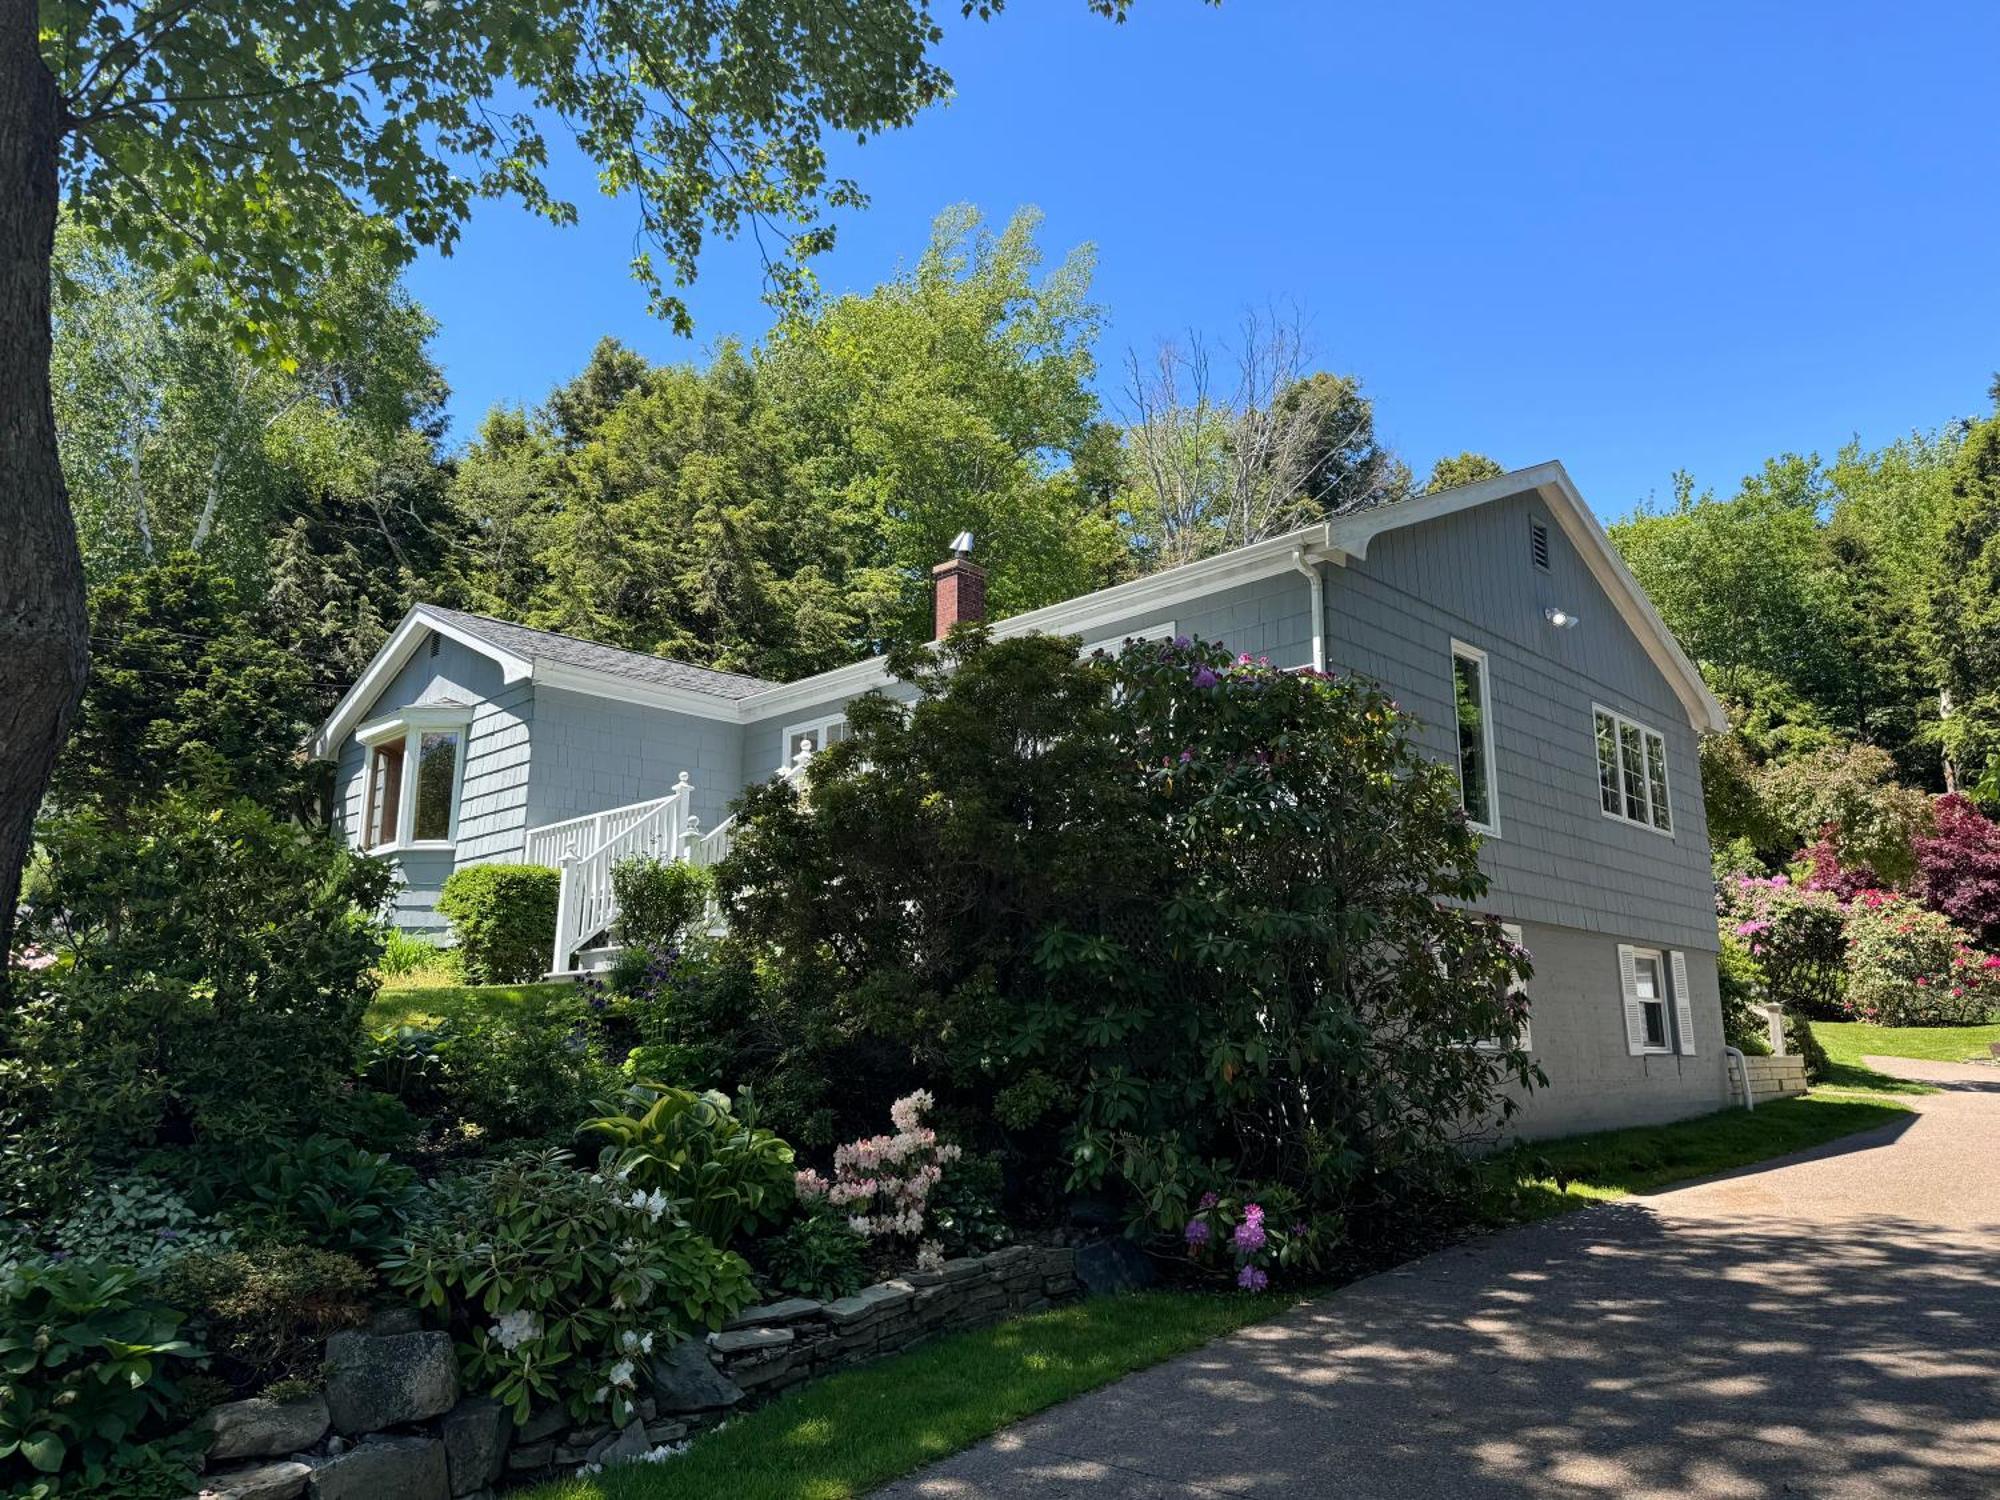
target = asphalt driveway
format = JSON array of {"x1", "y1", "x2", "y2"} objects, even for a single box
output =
[{"x1": 878, "y1": 1058, "x2": 2000, "y2": 1500}]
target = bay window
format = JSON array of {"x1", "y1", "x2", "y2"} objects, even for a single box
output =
[{"x1": 357, "y1": 707, "x2": 471, "y2": 850}]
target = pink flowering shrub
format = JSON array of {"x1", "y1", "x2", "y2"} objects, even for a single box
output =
[
  {"x1": 1181, "y1": 1189, "x2": 1312, "y2": 1291},
  {"x1": 1717, "y1": 875, "x2": 1848, "y2": 1018},
  {"x1": 794, "y1": 1090, "x2": 962, "y2": 1240},
  {"x1": 1841, "y1": 891, "x2": 1998, "y2": 1026}
]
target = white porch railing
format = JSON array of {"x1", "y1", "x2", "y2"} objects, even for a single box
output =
[
  {"x1": 531, "y1": 748, "x2": 815, "y2": 974},
  {"x1": 540, "y1": 774, "x2": 694, "y2": 974},
  {"x1": 684, "y1": 743, "x2": 812, "y2": 872}
]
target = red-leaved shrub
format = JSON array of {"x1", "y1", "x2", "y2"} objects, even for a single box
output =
[{"x1": 1915, "y1": 794, "x2": 2000, "y2": 950}]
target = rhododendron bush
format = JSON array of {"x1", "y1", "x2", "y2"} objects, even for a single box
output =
[
  {"x1": 795, "y1": 1090, "x2": 962, "y2": 1240},
  {"x1": 719, "y1": 628, "x2": 1539, "y2": 1269},
  {"x1": 1841, "y1": 892, "x2": 1998, "y2": 1026},
  {"x1": 1717, "y1": 875, "x2": 1848, "y2": 1018}
]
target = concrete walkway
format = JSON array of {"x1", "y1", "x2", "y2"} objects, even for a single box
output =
[{"x1": 879, "y1": 1059, "x2": 2000, "y2": 1500}]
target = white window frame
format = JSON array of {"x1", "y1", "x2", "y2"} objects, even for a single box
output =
[
  {"x1": 356, "y1": 706, "x2": 472, "y2": 853},
  {"x1": 1593, "y1": 703, "x2": 1674, "y2": 837},
  {"x1": 1080, "y1": 620, "x2": 1176, "y2": 655},
  {"x1": 1618, "y1": 943, "x2": 1696, "y2": 1058},
  {"x1": 1450, "y1": 639, "x2": 1500, "y2": 837},
  {"x1": 780, "y1": 711, "x2": 850, "y2": 768}
]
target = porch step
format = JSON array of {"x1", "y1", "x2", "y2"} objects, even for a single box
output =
[{"x1": 545, "y1": 943, "x2": 622, "y2": 981}]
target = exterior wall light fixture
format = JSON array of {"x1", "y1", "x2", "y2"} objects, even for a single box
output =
[{"x1": 1544, "y1": 606, "x2": 1579, "y2": 629}]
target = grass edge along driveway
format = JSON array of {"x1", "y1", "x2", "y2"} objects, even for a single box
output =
[{"x1": 528, "y1": 1090, "x2": 1911, "y2": 1500}]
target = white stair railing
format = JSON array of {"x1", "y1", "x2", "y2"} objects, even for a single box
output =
[
  {"x1": 546, "y1": 774, "x2": 694, "y2": 974},
  {"x1": 686, "y1": 742, "x2": 812, "y2": 871},
  {"x1": 526, "y1": 796, "x2": 675, "y2": 869}
]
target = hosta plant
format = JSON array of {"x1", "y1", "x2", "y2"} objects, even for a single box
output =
[
  {"x1": 383, "y1": 1150, "x2": 754, "y2": 1427},
  {"x1": 582, "y1": 1084, "x2": 795, "y2": 1249},
  {"x1": 0, "y1": 1259, "x2": 202, "y2": 1497}
]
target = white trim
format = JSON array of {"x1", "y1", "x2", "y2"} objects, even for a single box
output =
[
  {"x1": 312, "y1": 608, "x2": 531, "y2": 758},
  {"x1": 779, "y1": 710, "x2": 851, "y2": 768},
  {"x1": 734, "y1": 654, "x2": 898, "y2": 726},
  {"x1": 359, "y1": 707, "x2": 471, "y2": 854},
  {"x1": 1329, "y1": 462, "x2": 1728, "y2": 734},
  {"x1": 1671, "y1": 949, "x2": 1697, "y2": 1057},
  {"x1": 1450, "y1": 639, "x2": 1500, "y2": 838},
  {"x1": 1622, "y1": 943, "x2": 1674, "y2": 1056},
  {"x1": 1592, "y1": 702, "x2": 1674, "y2": 838},
  {"x1": 534, "y1": 661, "x2": 749, "y2": 724}
]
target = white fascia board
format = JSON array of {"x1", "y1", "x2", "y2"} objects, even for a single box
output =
[
  {"x1": 311, "y1": 607, "x2": 531, "y2": 759},
  {"x1": 1328, "y1": 462, "x2": 1728, "y2": 735},
  {"x1": 533, "y1": 661, "x2": 751, "y2": 723},
  {"x1": 735, "y1": 654, "x2": 898, "y2": 726},
  {"x1": 732, "y1": 527, "x2": 1345, "y2": 725},
  {"x1": 990, "y1": 526, "x2": 1342, "y2": 644}
]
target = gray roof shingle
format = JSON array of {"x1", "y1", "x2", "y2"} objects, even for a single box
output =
[{"x1": 419, "y1": 606, "x2": 774, "y2": 701}]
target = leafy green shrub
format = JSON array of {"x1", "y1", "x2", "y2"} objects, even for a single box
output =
[
  {"x1": 926, "y1": 1151, "x2": 1010, "y2": 1256},
  {"x1": 160, "y1": 1245, "x2": 373, "y2": 1394},
  {"x1": 581, "y1": 1084, "x2": 794, "y2": 1249},
  {"x1": 0, "y1": 1259, "x2": 204, "y2": 1495},
  {"x1": 718, "y1": 630, "x2": 1539, "y2": 1258},
  {"x1": 761, "y1": 1211, "x2": 866, "y2": 1301},
  {"x1": 384, "y1": 1149, "x2": 755, "y2": 1427},
  {"x1": 1720, "y1": 875, "x2": 1849, "y2": 1018},
  {"x1": 427, "y1": 1002, "x2": 617, "y2": 1142},
  {"x1": 1716, "y1": 933, "x2": 1773, "y2": 1056},
  {"x1": 4, "y1": 794, "x2": 391, "y2": 1213},
  {"x1": 435, "y1": 865, "x2": 560, "y2": 984},
  {"x1": 1842, "y1": 891, "x2": 1998, "y2": 1026},
  {"x1": 378, "y1": 928, "x2": 445, "y2": 978},
  {"x1": 43, "y1": 1178, "x2": 233, "y2": 1275},
  {"x1": 611, "y1": 857, "x2": 713, "y2": 951},
  {"x1": 231, "y1": 1136, "x2": 422, "y2": 1259}
]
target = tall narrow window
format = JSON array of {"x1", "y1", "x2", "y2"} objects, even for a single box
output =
[
  {"x1": 1594, "y1": 705, "x2": 1673, "y2": 834},
  {"x1": 364, "y1": 741, "x2": 404, "y2": 850},
  {"x1": 1594, "y1": 711, "x2": 1621, "y2": 815},
  {"x1": 1633, "y1": 949, "x2": 1668, "y2": 1049},
  {"x1": 412, "y1": 730, "x2": 462, "y2": 842},
  {"x1": 1451, "y1": 642, "x2": 1496, "y2": 833}
]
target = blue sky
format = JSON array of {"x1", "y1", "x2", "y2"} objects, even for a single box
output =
[{"x1": 405, "y1": 1, "x2": 2000, "y2": 521}]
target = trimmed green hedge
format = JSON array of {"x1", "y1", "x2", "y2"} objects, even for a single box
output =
[{"x1": 435, "y1": 864, "x2": 559, "y2": 983}]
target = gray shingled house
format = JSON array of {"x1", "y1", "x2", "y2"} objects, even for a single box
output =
[{"x1": 312, "y1": 462, "x2": 1731, "y2": 1136}]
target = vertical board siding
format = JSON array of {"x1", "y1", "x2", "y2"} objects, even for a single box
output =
[
  {"x1": 1329, "y1": 491, "x2": 1717, "y2": 953},
  {"x1": 525, "y1": 686, "x2": 745, "y2": 835}
]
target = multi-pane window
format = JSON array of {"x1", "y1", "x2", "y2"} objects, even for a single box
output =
[
  {"x1": 782, "y1": 714, "x2": 850, "y2": 764},
  {"x1": 359, "y1": 713, "x2": 466, "y2": 849},
  {"x1": 1452, "y1": 642, "x2": 1497, "y2": 833},
  {"x1": 1619, "y1": 943, "x2": 1695, "y2": 1057},
  {"x1": 1593, "y1": 706, "x2": 1672, "y2": 834}
]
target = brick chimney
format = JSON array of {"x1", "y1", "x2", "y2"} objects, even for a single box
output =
[{"x1": 932, "y1": 532, "x2": 986, "y2": 639}]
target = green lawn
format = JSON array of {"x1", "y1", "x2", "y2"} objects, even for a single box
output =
[
  {"x1": 1813, "y1": 1019, "x2": 2000, "y2": 1068},
  {"x1": 1488, "y1": 1091, "x2": 1913, "y2": 1217},
  {"x1": 365, "y1": 980, "x2": 575, "y2": 1031},
  {"x1": 526, "y1": 1088, "x2": 1910, "y2": 1500}
]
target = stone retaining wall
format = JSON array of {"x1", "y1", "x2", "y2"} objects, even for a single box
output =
[
  {"x1": 192, "y1": 1245, "x2": 1081, "y2": 1499},
  {"x1": 1727, "y1": 1052, "x2": 1808, "y2": 1101}
]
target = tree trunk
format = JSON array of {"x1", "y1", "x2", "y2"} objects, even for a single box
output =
[{"x1": 0, "y1": 9, "x2": 89, "y2": 993}]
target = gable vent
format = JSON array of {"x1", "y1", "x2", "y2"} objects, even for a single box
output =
[
  {"x1": 1530, "y1": 517, "x2": 1551, "y2": 571},
  {"x1": 429, "y1": 633, "x2": 441, "y2": 659}
]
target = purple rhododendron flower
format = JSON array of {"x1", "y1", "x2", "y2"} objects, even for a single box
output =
[
  {"x1": 1184, "y1": 1219, "x2": 1210, "y2": 1246},
  {"x1": 1178, "y1": 748, "x2": 1194, "y2": 765},
  {"x1": 1232, "y1": 1219, "x2": 1266, "y2": 1253},
  {"x1": 1237, "y1": 1264, "x2": 1269, "y2": 1292},
  {"x1": 1192, "y1": 666, "x2": 1218, "y2": 689},
  {"x1": 1197, "y1": 1191, "x2": 1218, "y2": 1209}
]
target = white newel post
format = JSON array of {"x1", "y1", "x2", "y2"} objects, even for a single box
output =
[
  {"x1": 1763, "y1": 1003, "x2": 1788, "y2": 1056},
  {"x1": 552, "y1": 852, "x2": 581, "y2": 975}
]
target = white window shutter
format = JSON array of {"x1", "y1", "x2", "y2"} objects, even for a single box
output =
[
  {"x1": 1502, "y1": 923, "x2": 1529, "y2": 1051},
  {"x1": 1618, "y1": 943, "x2": 1647, "y2": 1056},
  {"x1": 1671, "y1": 949, "x2": 1696, "y2": 1056}
]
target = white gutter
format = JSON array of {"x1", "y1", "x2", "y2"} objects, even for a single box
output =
[{"x1": 1291, "y1": 547, "x2": 1326, "y2": 673}]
